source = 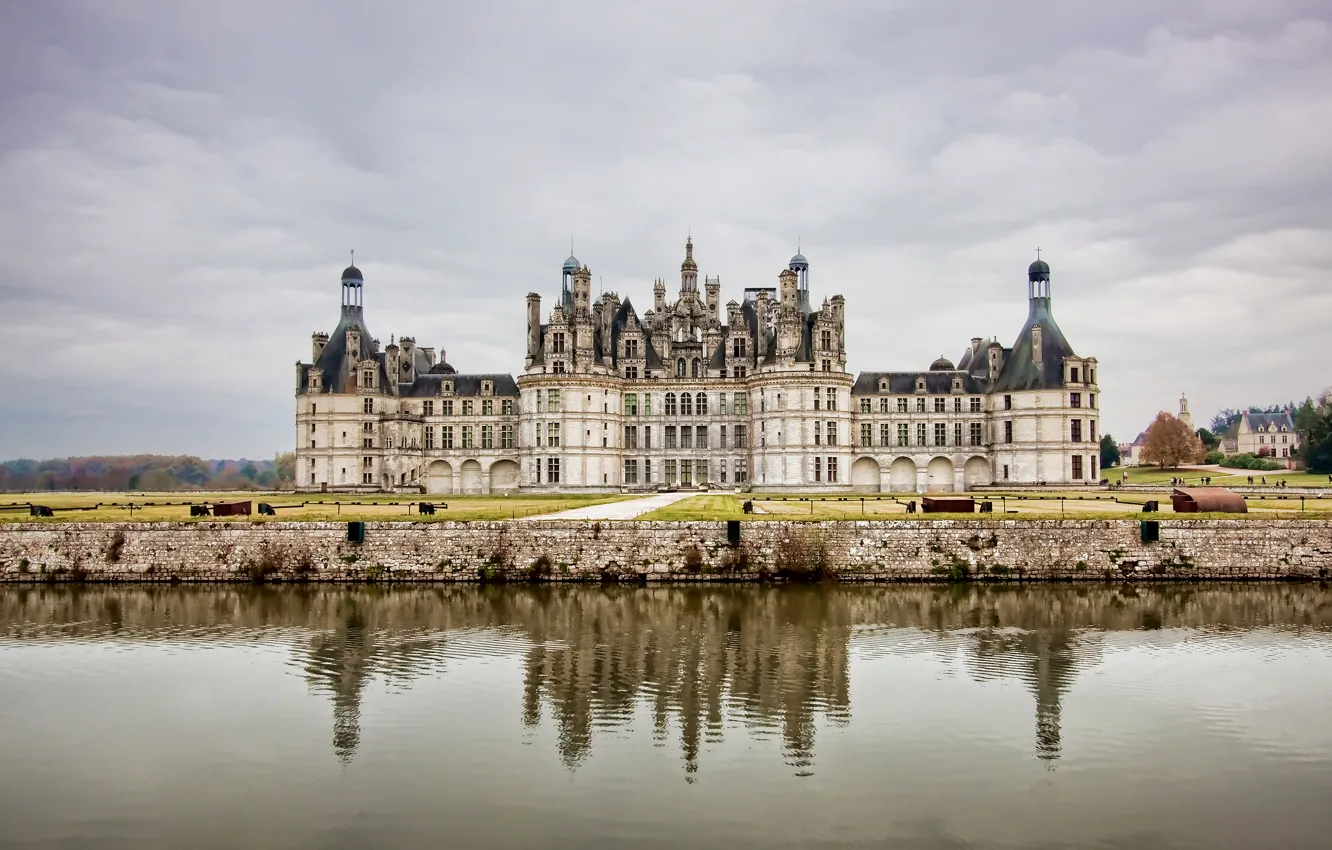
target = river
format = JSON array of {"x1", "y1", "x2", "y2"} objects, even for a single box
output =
[{"x1": 2, "y1": 584, "x2": 1331, "y2": 849}]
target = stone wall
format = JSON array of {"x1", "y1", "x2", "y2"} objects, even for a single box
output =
[{"x1": 1, "y1": 520, "x2": 1330, "y2": 583}]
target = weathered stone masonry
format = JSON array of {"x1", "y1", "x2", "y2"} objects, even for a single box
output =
[{"x1": 2, "y1": 520, "x2": 1331, "y2": 583}]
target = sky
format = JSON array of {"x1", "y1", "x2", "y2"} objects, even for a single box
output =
[{"x1": 1, "y1": 0, "x2": 1329, "y2": 459}]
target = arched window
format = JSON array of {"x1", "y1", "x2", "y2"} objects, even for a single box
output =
[
  {"x1": 676, "y1": 358, "x2": 686, "y2": 377},
  {"x1": 680, "y1": 393, "x2": 693, "y2": 416},
  {"x1": 696, "y1": 393, "x2": 708, "y2": 415},
  {"x1": 691, "y1": 358, "x2": 701, "y2": 377},
  {"x1": 665, "y1": 393, "x2": 677, "y2": 415}
]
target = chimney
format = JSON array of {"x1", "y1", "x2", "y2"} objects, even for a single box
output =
[{"x1": 526, "y1": 293, "x2": 541, "y2": 364}]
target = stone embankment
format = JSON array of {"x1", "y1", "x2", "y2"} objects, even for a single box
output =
[{"x1": 2, "y1": 520, "x2": 1330, "y2": 583}]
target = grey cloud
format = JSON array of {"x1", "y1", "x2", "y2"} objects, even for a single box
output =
[{"x1": 1, "y1": 0, "x2": 1329, "y2": 457}]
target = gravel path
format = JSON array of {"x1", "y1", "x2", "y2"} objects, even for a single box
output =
[{"x1": 520, "y1": 491, "x2": 698, "y2": 521}]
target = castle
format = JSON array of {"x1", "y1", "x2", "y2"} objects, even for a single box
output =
[{"x1": 294, "y1": 241, "x2": 1100, "y2": 493}]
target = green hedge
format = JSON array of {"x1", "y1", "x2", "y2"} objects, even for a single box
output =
[
  {"x1": 1204, "y1": 450, "x2": 1225, "y2": 464},
  {"x1": 1219, "y1": 453, "x2": 1284, "y2": 471}
]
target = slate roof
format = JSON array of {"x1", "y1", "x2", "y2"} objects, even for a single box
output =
[
  {"x1": 310, "y1": 305, "x2": 383, "y2": 393},
  {"x1": 990, "y1": 296, "x2": 1076, "y2": 393},
  {"x1": 401, "y1": 373, "x2": 520, "y2": 398},
  {"x1": 852, "y1": 371, "x2": 986, "y2": 394},
  {"x1": 1242, "y1": 412, "x2": 1294, "y2": 432}
]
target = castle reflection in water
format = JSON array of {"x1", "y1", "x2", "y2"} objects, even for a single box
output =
[{"x1": 4, "y1": 584, "x2": 1328, "y2": 771}]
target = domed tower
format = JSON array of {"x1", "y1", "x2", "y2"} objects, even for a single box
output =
[
  {"x1": 341, "y1": 262, "x2": 364, "y2": 315},
  {"x1": 1028, "y1": 253, "x2": 1051, "y2": 302},
  {"x1": 789, "y1": 251, "x2": 809, "y2": 293},
  {"x1": 562, "y1": 252, "x2": 580, "y2": 310},
  {"x1": 680, "y1": 237, "x2": 698, "y2": 294}
]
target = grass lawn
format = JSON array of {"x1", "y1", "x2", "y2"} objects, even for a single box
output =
[
  {"x1": 0, "y1": 491, "x2": 634, "y2": 523},
  {"x1": 638, "y1": 492, "x2": 1332, "y2": 521},
  {"x1": 1104, "y1": 466, "x2": 1332, "y2": 488}
]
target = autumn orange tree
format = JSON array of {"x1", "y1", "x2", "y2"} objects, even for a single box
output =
[{"x1": 1141, "y1": 412, "x2": 1206, "y2": 469}]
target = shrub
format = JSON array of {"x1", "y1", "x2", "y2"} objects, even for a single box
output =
[
  {"x1": 525, "y1": 553, "x2": 554, "y2": 581},
  {"x1": 105, "y1": 530, "x2": 127, "y2": 563},
  {"x1": 1204, "y1": 451, "x2": 1224, "y2": 464},
  {"x1": 772, "y1": 528, "x2": 831, "y2": 582},
  {"x1": 682, "y1": 545, "x2": 705, "y2": 571},
  {"x1": 720, "y1": 544, "x2": 751, "y2": 574},
  {"x1": 240, "y1": 541, "x2": 284, "y2": 583},
  {"x1": 1219, "y1": 453, "x2": 1283, "y2": 471}
]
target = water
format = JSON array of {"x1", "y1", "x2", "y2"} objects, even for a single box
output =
[{"x1": 2, "y1": 585, "x2": 1331, "y2": 849}]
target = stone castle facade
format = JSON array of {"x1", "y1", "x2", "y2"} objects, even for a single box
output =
[{"x1": 294, "y1": 241, "x2": 1100, "y2": 493}]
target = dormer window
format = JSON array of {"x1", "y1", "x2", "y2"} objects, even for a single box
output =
[
  {"x1": 878, "y1": 379, "x2": 888, "y2": 392},
  {"x1": 625, "y1": 338, "x2": 640, "y2": 359},
  {"x1": 951, "y1": 377, "x2": 962, "y2": 392},
  {"x1": 1070, "y1": 366, "x2": 1080, "y2": 382},
  {"x1": 915, "y1": 377, "x2": 925, "y2": 392},
  {"x1": 482, "y1": 380, "x2": 493, "y2": 395}
]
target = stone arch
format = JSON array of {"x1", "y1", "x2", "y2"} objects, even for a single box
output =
[
  {"x1": 460, "y1": 459, "x2": 483, "y2": 494},
  {"x1": 489, "y1": 459, "x2": 520, "y2": 493},
  {"x1": 963, "y1": 456, "x2": 992, "y2": 489},
  {"x1": 889, "y1": 457, "x2": 917, "y2": 493},
  {"x1": 926, "y1": 457, "x2": 955, "y2": 492},
  {"x1": 427, "y1": 460, "x2": 453, "y2": 494},
  {"x1": 851, "y1": 457, "x2": 881, "y2": 493}
]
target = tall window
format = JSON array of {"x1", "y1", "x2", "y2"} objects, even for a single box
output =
[
  {"x1": 1004, "y1": 395, "x2": 1013, "y2": 410},
  {"x1": 916, "y1": 398, "x2": 926, "y2": 413},
  {"x1": 879, "y1": 398, "x2": 890, "y2": 414},
  {"x1": 482, "y1": 399, "x2": 493, "y2": 416},
  {"x1": 969, "y1": 423, "x2": 983, "y2": 446},
  {"x1": 624, "y1": 459, "x2": 638, "y2": 485},
  {"x1": 732, "y1": 337, "x2": 747, "y2": 357},
  {"x1": 733, "y1": 393, "x2": 747, "y2": 415},
  {"x1": 1070, "y1": 392, "x2": 1082, "y2": 409},
  {"x1": 934, "y1": 397, "x2": 946, "y2": 413},
  {"x1": 814, "y1": 457, "x2": 822, "y2": 482},
  {"x1": 1004, "y1": 421, "x2": 1013, "y2": 443},
  {"x1": 676, "y1": 359, "x2": 686, "y2": 377},
  {"x1": 443, "y1": 399, "x2": 454, "y2": 415},
  {"x1": 546, "y1": 423, "x2": 560, "y2": 447},
  {"x1": 880, "y1": 423, "x2": 891, "y2": 447},
  {"x1": 501, "y1": 424, "x2": 515, "y2": 449},
  {"x1": 861, "y1": 423, "x2": 872, "y2": 447},
  {"x1": 898, "y1": 423, "x2": 909, "y2": 446},
  {"x1": 644, "y1": 426, "x2": 652, "y2": 448},
  {"x1": 826, "y1": 421, "x2": 837, "y2": 445},
  {"x1": 934, "y1": 423, "x2": 947, "y2": 446},
  {"x1": 680, "y1": 427, "x2": 693, "y2": 449},
  {"x1": 624, "y1": 365, "x2": 639, "y2": 380},
  {"x1": 425, "y1": 426, "x2": 435, "y2": 450},
  {"x1": 625, "y1": 425, "x2": 638, "y2": 450},
  {"x1": 953, "y1": 423, "x2": 962, "y2": 446},
  {"x1": 917, "y1": 423, "x2": 927, "y2": 446},
  {"x1": 665, "y1": 426, "x2": 677, "y2": 449},
  {"x1": 481, "y1": 425, "x2": 494, "y2": 449},
  {"x1": 821, "y1": 329, "x2": 832, "y2": 350},
  {"x1": 546, "y1": 457, "x2": 560, "y2": 483},
  {"x1": 363, "y1": 397, "x2": 374, "y2": 414},
  {"x1": 814, "y1": 421, "x2": 822, "y2": 445},
  {"x1": 681, "y1": 461, "x2": 693, "y2": 486},
  {"x1": 719, "y1": 394, "x2": 729, "y2": 415},
  {"x1": 624, "y1": 394, "x2": 637, "y2": 416},
  {"x1": 697, "y1": 426, "x2": 709, "y2": 449},
  {"x1": 827, "y1": 388, "x2": 838, "y2": 411},
  {"x1": 1071, "y1": 420, "x2": 1082, "y2": 442},
  {"x1": 953, "y1": 397, "x2": 962, "y2": 413},
  {"x1": 827, "y1": 457, "x2": 839, "y2": 483},
  {"x1": 552, "y1": 360, "x2": 565, "y2": 374},
  {"x1": 734, "y1": 459, "x2": 747, "y2": 484},
  {"x1": 442, "y1": 426, "x2": 454, "y2": 449},
  {"x1": 719, "y1": 425, "x2": 727, "y2": 446},
  {"x1": 552, "y1": 332, "x2": 566, "y2": 353},
  {"x1": 462, "y1": 399, "x2": 474, "y2": 415},
  {"x1": 665, "y1": 460, "x2": 678, "y2": 485},
  {"x1": 814, "y1": 387, "x2": 822, "y2": 410},
  {"x1": 547, "y1": 389, "x2": 561, "y2": 413},
  {"x1": 1072, "y1": 455, "x2": 1084, "y2": 479},
  {"x1": 665, "y1": 393, "x2": 677, "y2": 415},
  {"x1": 696, "y1": 393, "x2": 708, "y2": 415},
  {"x1": 681, "y1": 393, "x2": 693, "y2": 416},
  {"x1": 461, "y1": 425, "x2": 474, "y2": 449},
  {"x1": 860, "y1": 398, "x2": 871, "y2": 414},
  {"x1": 734, "y1": 425, "x2": 748, "y2": 448},
  {"x1": 423, "y1": 400, "x2": 434, "y2": 416},
  {"x1": 625, "y1": 338, "x2": 639, "y2": 358}
]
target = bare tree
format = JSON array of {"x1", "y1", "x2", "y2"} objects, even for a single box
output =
[{"x1": 1141, "y1": 412, "x2": 1205, "y2": 470}]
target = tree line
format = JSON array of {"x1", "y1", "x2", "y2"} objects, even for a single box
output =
[{"x1": 0, "y1": 453, "x2": 297, "y2": 492}]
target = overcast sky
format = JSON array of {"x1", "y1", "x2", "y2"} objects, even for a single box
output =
[{"x1": 2, "y1": 0, "x2": 1329, "y2": 459}]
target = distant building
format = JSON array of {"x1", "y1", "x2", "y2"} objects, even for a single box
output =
[
  {"x1": 1234, "y1": 412, "x2": 1299, "y2": 461},
  {"x1": 1120, "y1": 394, "x2": 1193, "y2": 468},
  {"x1": 293, "y1": 245, "x2": 1101, "y2": 492}
]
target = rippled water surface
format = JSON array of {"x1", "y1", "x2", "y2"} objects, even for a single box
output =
[{"x1": 3, "y1": 584, "x2": 1332, "y2": 849}]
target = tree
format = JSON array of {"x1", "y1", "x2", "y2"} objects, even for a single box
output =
[
  {"x1": 1210, "y1": 408, "x2": 1244, "y2": 434},
  {"x1": 1296, "y1": 390, "x2": 1332, "y2": 474},
  {"x1": 1099, "y1": 434, "x2": 1120, "y2": 469},
  {"x1": 1141, "y1": 412, "x2": 1205, "y2": 470},
  {"x1": 1196, "y1": 428, "x2": 1220, "y2": 452}
]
